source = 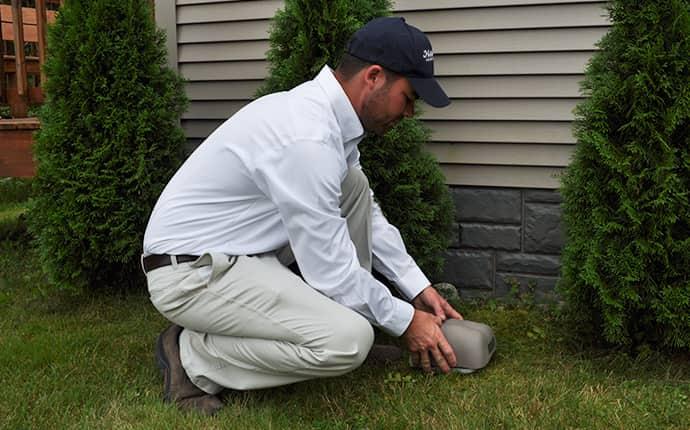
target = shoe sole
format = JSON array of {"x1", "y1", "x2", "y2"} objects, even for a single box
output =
[{"x1": 155, "y1": 329, "x2": 172, "y2": 403}]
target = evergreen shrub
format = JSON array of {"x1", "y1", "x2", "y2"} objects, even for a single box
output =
[
  {"x1": 258, "y1": 0, "x2": 455, "y2": 277},
  {"x1": 29, "y1": 0, "x2": 187, "y2": 290},
  {"x1": 559, "y1": 0, "x2": 690, "y2": 349}
]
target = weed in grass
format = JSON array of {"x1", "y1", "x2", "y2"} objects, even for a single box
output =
[{"x1": 384, "y1": 372, "x2": 416, "y2": 387}]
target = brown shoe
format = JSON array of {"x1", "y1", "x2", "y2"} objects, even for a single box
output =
[
  {"x1": 364, "y1": 344, "x2": 403, "y2": 366},
  {"x1": 156, "y1": 324, "x2": 224, "y2": 415}
]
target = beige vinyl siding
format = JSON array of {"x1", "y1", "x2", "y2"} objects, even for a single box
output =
[
  {"x1": 156, "y1": 0, "x2": 611, "y2": 189},
  {"x1": 176, "y1": 0, "x2": 281, "y2": 23}
]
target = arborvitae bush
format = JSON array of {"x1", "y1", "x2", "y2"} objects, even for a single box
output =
[
  {"x1": 559, "y1": 0, "x2": 690, "y2": 349},
  {"x1": 258, "y1": 0, "x2": 455, "y2": 277},
  {"x1": 30, "y1": 0, "x2": 187, "y2": 290}
]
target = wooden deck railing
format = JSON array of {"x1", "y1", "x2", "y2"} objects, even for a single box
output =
[{"x1": 0, "y1": 0, "x2": 61, "y2": 118}]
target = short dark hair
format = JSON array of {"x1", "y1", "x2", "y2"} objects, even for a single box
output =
[{"x1": 336, "y1": 52, "x2": 400, "y2": 83}]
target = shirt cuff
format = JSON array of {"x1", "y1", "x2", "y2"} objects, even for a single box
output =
[
  {"x1": 382, "y1": 298, "x2": 415, "y2": 337},
  {"x1": 396, "y1": 265, "x2": 430, "y2": 300}
]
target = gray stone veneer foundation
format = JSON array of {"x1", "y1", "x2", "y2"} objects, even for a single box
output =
[{"x1": 439, "y1": 187, "x2": 564, "y2": 301}]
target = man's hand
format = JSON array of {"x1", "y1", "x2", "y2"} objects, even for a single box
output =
[
  {"x1": 402, "y1": 309, "x2": 457, "y2": 373},
  {"x1": 412, "y1": 285, "x2": 463, "y2": 322}
]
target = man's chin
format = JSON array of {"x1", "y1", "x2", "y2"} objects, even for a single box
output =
[
  {"x1": 364, "y1": 127, "x2": 384, "y2": 137},
  {"x1": 362, "y1": 116, "x2": 403, "y2": 136},
  {"x1": 366, "y1": 123, "x2": 395, "y2": 137}
]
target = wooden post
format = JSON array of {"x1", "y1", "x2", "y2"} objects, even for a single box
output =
[
  {"x1": 36, "y1": 0, "x2": 48, "y2": 89},
  {"x1": 10, "y1": 0, "x2": 28, "y2": 118},
  {"x1": 0, "y1": 6, "x2": 6, "y2": 107}
]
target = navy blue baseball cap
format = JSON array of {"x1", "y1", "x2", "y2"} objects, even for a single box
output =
[{"x1": 346, "y1": 17, "x2": 450, "y2": 108}]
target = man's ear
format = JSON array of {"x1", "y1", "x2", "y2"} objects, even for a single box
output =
[{"x1": 362, "y1": 65, "x2": 385, "y2": 90}]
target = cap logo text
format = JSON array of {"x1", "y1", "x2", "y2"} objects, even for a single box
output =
[{"x1": 422, "y1": 49, "x2": 434, "y2": 62}]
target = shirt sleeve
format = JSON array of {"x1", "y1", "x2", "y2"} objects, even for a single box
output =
[
  {"x1": 253, "y1": 140, "x2": 414, "y2": 337},
  {"x1": 349, "y1": 150, "x2": 430, "y2": 301}
]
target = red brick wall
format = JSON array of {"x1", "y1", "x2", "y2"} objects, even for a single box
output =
[{"x1": 0, "y1": 119, "x2": 39, "y2": 177}]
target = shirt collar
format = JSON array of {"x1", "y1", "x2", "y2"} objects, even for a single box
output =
[{"x1": 314, "y1": 65, "x2": 365, "y2": 144}]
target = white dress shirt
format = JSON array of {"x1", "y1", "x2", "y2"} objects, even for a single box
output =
[{"x1": 143, "y1": 66, "x2": 430, "y2": 336}]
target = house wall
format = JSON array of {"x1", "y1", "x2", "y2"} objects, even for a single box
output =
[{"x1": 154, "y1": 0, "x2": 611, "y2": 297}]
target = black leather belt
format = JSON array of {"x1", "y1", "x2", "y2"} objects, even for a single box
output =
[{"x1": 142, "y1": 254, "x2": 199, "y2": 273}]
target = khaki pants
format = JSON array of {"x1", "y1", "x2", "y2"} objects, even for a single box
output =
[{"x1": 146, "y1": 168, "x2": 375, "y2": 394}]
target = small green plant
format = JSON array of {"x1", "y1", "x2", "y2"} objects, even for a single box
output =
[
  {"x1": 383, "y1": 371, "x2": 416, "y2": 387},
  {"x1": 27, "y1": 104, "x2": 42, "y2": 118},
  {"x1": 0, "y1": 204, "x2": 28, "y2": 241},
  {"x1": 526, "y1": 325, "x2": 547, "y2": 341},
  {"x1": 0, "y1": 104, "x2": 40, "y2": 118},
  {"x1": 29, "y1": 0, "x2": 187, "y2": 290},
  {"x1": 0, "y1": 178, "x2": 33, "y2": 205},
  {"x1": 0, "y1": 179, "x2": 32, "y2": 241},
  {"x1": 501, "y1": 277, "x2": 545, "y2": 309},
  {"x1": 505, "y1": 277, "x2": 520, "y2": 302}
]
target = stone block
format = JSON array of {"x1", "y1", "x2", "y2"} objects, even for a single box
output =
[
  {"x1": 496, "y1": 252, "x2": 561, "y2": 276},
  {"x1": 441, "y1": 250, "x2": 493, "y2": 290},
  {"x1": 495, "y1": 273, "x2": 560, "y2": 301},
  {"x1": 451, "y1": 188, "x2": 521, "y2": 224},
  {"x1": 458, "y1": 288, "x2": 494, "y2": 300},
  {"x1": 524, "y1": 203, "x2": 564, "y2": 254},
  {"x1": 524, "y1": 190, "x2": 562, "y2": 203},
  {"x1": 460, "y1": 223, "x2": 521, "y2": 251},
  {"x1": 448, "y1": 222, "x2": 461, "y2": 248}
]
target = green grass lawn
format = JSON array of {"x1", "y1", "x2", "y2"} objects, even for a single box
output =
[
  {"x1": 1, "y1": 238, "x2": 689, "y2": 430},
  {"x1": 0, "y1": 202, "x2": 27, "y2": 240}
]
